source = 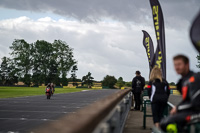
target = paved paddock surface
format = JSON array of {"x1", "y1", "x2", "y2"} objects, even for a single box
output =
[{"x1": 0, "y1": 89, "x2": 119, "y2": 133}]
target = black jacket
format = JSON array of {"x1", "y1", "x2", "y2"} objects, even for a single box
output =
[
  {"x1": 177, "y1": 72, "x2": 200, "y2": 112},
  {"x1": 132, "y1": 76, "x2": 145, "y2": 93},
  {"x1": 146, "y1": 79, "x2": 170, "y2": 103},
  {"x1": 177, "y1": 71, "x2": 194, "y2": 94}
]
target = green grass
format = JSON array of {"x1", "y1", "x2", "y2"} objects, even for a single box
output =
[{"x1": 0, "y1": 87, "x2": 92, "y2": 98}]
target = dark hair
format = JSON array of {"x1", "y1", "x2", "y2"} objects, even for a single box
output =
[
  {"x1": 135, "y1": 71, "x2": 141, "y2": 75},
  {"x1": 173, "y1": 54, "x2": 189, "y2": 64}
]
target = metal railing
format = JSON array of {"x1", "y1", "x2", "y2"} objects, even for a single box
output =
[{"x1": 33, "y1": 89, "x2": 132, "y2": 133}]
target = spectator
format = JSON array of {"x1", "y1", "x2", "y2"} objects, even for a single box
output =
[
  {"x1": 146, "y1": 66, "x2": 170, "y2": 128},
  {"x1": 132, "y1": 70, "x2": 145, "y2": 110}
]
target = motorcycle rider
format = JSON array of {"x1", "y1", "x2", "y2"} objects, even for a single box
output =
[{"x1": 46, "y1": 83, "x2": 52, "y2": 93}]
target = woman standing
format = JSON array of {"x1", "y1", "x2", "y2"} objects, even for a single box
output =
[{"x1": 146, "y1": 66, "x2": 170, "y2": 128}]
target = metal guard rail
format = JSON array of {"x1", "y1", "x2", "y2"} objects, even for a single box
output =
[{"x1": 34, "y1": 89, "x2": 132, "y2": 133}]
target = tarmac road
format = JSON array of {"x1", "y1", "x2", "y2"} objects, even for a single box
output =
[{"x1": 0, "y1": 89, "x2": 119, "y2": 133}]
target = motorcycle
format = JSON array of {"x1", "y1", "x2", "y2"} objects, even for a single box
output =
[{"x1": 46, "y1": 87, "x2": 52, "y2": 99}]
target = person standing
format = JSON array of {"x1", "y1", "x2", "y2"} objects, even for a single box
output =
[
  {"x1": 146, "y1": 66, "x2": 170, "y2": 128},
  {"x1": 160, "y1": 55, "x2": 200, "y2": 132},
  {"x1": 132, "y1": 70, "x2": 145, "y2": 110}
]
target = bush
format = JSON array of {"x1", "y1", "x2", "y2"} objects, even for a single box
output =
[{"x1": 102, "y1": 75, "x2": 117, "y2": 89}]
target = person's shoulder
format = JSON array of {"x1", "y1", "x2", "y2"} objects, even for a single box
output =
[
  {"x1": 132, "y1": 76, "x2": 137, "y2": 81},
  {"x1": 191, "y1": 72, "x2": 200, "y2": 80},
  {"x1": 192, "y1": 72, "x2": 200, "y2": 76},
  {"x1": 133, "y1": 76, "x2": 136, "y2": 79}
]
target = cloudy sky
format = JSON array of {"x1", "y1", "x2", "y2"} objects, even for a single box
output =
[{"x1": 0, "y1": 0, "x2": 199, "y2": 82}]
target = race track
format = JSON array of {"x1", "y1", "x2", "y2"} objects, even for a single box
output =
[{"x1": 0, "y1": 89, "x2": 119, "y2": 133}]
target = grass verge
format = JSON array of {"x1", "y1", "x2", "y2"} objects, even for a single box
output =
[{"x1": 0, "y1": 87, "x2": 92, "y2": 98}]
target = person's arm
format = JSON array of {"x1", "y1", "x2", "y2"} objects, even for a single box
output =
[
  {"x1": 132, "y1": 78, "x2": 135, "y2": 90},
  {"x1": 170, "y1": 106, "x2": 177, "y2": 115},
  {"x1": 132, "y1": 78, "x2": 135, "y2": 93},
  {"x1": 176, "y1": 86, "x2": 191, "y2": 112}
]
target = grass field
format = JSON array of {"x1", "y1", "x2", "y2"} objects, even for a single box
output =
[{"x1": 0, "y1": 87, "x2": 92, "y2": 98}]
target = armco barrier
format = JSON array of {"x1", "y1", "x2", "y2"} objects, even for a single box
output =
[{"x1": 34, "y1": 89, "x2": 132, "y2": 133}]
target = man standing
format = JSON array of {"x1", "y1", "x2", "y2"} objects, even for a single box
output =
[
  {"x1": 160, "y1": 55, "x2": 200, "y2": 132},
  {"x1": 132, "y1": 70, "x2": 145, "y2": 110}
]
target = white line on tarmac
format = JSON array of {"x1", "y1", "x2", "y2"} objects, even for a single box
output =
[
  {"x1": 0, "y1": 110, "x2": 76, "y2": 113},
  {"x1": 0, "y1": 104, "x2": 83, "y2": 108},
  {"x1": 0, "y1": 117, "x2": 57, "y2": 121}
]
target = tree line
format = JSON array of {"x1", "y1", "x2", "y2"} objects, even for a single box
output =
[
  {"x1": 0, "y1": 39, "x2": 128, "y2": 88},
  {"x1": 0, "y1": 39, "x2": 77, "y2": 86}
]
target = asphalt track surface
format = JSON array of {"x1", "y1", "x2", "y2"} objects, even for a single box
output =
[{"x1": 0, "y1": 89, "x2": 119, "y2": 133}]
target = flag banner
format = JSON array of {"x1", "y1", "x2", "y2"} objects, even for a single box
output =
[
  {"x1": 142, "y1": 30, "x2": 155, "y2": 71},
  {"x1": 190, "y1": 10, "x2": 200, "y2": 53},
  {"x1": 149, "y1": 0, "x2": 166, "y2": 79},
  {"x1": 152, "y1": 46, "x2": 162, "y2": 71}
]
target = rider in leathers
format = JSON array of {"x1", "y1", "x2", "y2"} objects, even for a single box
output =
[{"x1": 160, "y1": 72, "x2": 200, "y2": 132}]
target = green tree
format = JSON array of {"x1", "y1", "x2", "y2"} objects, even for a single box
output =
[
  {"x1": 53, "y1": 40, "x2": 77, "y2": 85},
  {"x1": 116, "y1": 77, "x2": 125, "y2": 89},
  {"x1": 82, "y1": 72, "x2": 94, "y2": 88},
  {"x1": 10, "y1": 39, "x2": 33, "y2": 86},
  {"x1": 169, "y1": 82, "x2": 176, "y2": 86},
  {"x1": 196, "y1": 53, "x2": 200, "y2": 69},
  {"x1": 6, "y1": 39, "x2": 77, "y2": 86},
  {"x1": 47, "y1": 59, "x2": 60, "y2": 85},
  {"x1": 0, "y1": 57, "x2": 10, "y2": 85},
  {"x1": 0, "y1": 57, "x2": 18, "y2": 85},
  {"x1": 70, "y1": 65, "x2": 78, "y2": 86},
  {"x1": 32, "y1": 40, "x2": 53, "y2": 84},
  {"x1": 102, "y1": 75, "x2": 117, "y2": 89},
  {"x1": 125, "y1": 82, "x2": 132, "y2": 87},
  {"x1": 31, "y1": 40, "x2": 77, "y2": 85}
]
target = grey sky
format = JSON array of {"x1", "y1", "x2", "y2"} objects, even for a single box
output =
[{"x1": 0, "y1": 0, "x2": 199, "y2": 82}]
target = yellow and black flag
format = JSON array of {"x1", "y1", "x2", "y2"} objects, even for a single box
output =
[
  {"x1": 142, "y1": 30, "x2": 155, "y2": 72},
  {"x1": 149, "y1": 0, "x2": 166, "y2": 79},
  {"x1": 190, "y1": 10, "x2": 200, "y2": 53}
]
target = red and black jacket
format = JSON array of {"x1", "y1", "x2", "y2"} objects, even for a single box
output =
[{"x1": 177, "y1": 72, "x2": 200, "y2": 112}]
